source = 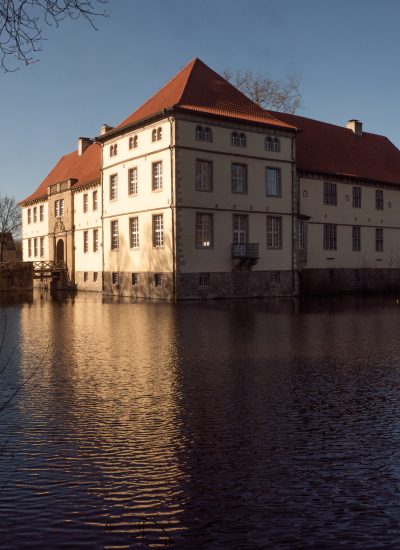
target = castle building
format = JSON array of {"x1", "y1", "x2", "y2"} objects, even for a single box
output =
[{"x1": 20, "y1": 59, "x2": 400, "y2": 298}]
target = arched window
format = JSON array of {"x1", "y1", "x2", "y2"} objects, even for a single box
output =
[
  {"x1": 157, "y1": 127, "x2": 162, "y2": 140},
  {"x1": 231, "y1": 132, "x2": 238, "y2": 146},
  {"x1": 152, "y1": 129, "x2": 157, "y2": 142},
  {"x1": 273, "y1": 138, "x2": 280, "y2": 152},
  {"x1": 238, "y1": 133, "x2": 246, "y2": 147},
  {"x1": 265, "y1": 137, "x2": 272, "y2": 151},
  {"x1": 133, "y1": 135, "x2": 138, "y2": 148},
  {"x1": 196, "y1": 125, "x2": 204, "y2": 141},
  {"x1": 204, "y1": 127, "x2": 213, "y2": 142},
  {"x1": 129, "y1": 137, "x2": 134, "y2": 149},
  {"x1": 110, "y1": 144, "x2": 117, "y2": 157}
]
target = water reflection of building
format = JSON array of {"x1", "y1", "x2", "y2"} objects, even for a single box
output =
[
  {"x1": 20, "y1": 59, "x2": 400, "y2": 298},
  {"x1": 17, "y1": 295, "x2": 187, "y2": 545}
]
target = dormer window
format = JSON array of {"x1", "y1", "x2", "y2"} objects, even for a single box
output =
[
  {"x1": 129, "y1": 135, "x2": 138, "y2": 149},
  {"x1": 265, "y1": 136, "x2": 280, "y2": 152},
  {"x1": 195, "y1": 125, "x2": 213, "y2": 143},
  {"x1": 231, "y1": 131, "x2": 246, "y2": 147},
  {"x1": 110, "y1": 143, "x2": 117, "y2": 157}
]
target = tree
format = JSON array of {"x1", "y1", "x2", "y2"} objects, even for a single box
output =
[
  {"x1": 0, "y1": 0, "x2": 107, "y2": 72},
  {"x1": 0, "y1": 196, "x2": 20, "y2": 262},
  {"x1": 223, "y1": 69, "x2": 302, "y2": 114}
]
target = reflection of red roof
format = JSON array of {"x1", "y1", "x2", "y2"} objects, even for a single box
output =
[
  {"x1": 110, "y1": 58, "x2": 296, "y2": 133},
  {"x1": 20, "y1": 144, "x2": 101, "y2": 205},
  {"x1": 275, "y1": 112, "x2": 400, "y2": 186}
]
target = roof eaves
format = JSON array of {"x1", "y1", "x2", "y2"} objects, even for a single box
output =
[{"x1": 95, "y1": 108, "x2": 175, "y2": 142}]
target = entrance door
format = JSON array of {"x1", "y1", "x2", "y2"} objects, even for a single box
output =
[{"x1": 56, "y1": 239, "x2": 64, "y2": 266}]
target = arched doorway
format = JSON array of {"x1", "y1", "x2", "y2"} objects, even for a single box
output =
[{"x1": 56, "y1": 239, "x2": 64, "y2": 265}]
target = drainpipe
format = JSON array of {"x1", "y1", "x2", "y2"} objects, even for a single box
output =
[{"x1": 167, "y1": 113, "x2": 177, "y2": 301}]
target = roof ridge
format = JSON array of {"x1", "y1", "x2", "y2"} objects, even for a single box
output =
[{"x1": 174, "y1": 57, "x2": 198, "y2": 106}]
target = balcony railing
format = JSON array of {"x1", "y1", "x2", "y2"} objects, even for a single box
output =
[{"x1": 231, "y1": 243, "x2": 259, "y2": 259}]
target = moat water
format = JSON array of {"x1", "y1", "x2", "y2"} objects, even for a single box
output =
[{"x1": 1, "y1": 291, "x2": 400, "y2": 548}]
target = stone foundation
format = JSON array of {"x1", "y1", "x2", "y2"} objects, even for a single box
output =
[
  {"x1": 300, "y1": 268, "x2": 400, "y2": 295},
  {"x1": 75, "y1": 271, "x2": 102, "y2": 292},
  {"x1": 0, "y1": 262, "x2": 33, "y2": 291},
  {"x1": 176, "y1": 270, "x2": 295, "y2": 299},
  {"x1": 103, "y1": 271, "x2": 174, "y2": 299}
]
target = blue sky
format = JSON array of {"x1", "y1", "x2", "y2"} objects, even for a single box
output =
[{"x1": 2, "y1": 0, "x2": 400, "y2": 202}]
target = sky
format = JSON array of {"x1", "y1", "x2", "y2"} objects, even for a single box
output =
[{"x1": 2, "y1": 0, "x2": 400, "y2": 202}]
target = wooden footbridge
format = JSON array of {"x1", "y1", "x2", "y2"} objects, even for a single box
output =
[{"x1": 32, "y1": 260, "x2": 66, "y2": 280}]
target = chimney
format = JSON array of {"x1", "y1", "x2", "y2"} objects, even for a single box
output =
[
  {"x1": 100, "y1": 124, "x2": 114, "y2": 135},
  {"x1": 346, "y1": 119, "x2": 363, "y2": 136},
  {"x1": 78, "y1": 137, "x2": 92, "y2": 156}
]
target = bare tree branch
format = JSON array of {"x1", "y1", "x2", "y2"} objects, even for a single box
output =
[
  {"x1": 0, "y1": 0, "x2": 108, "y2": 72},
  {"x1": 0, "y1": 195, "x2": 20, "y2": 262},
  {"x1": 223, "y1": 69, "x2": 302, "y2": 114}
]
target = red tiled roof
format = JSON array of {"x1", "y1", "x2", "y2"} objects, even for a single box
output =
[
  {"x1": 20, "y1": 143, "x2": 101, "y2": 205},
  {"x1": 112, "y1": 58, "x2": 296, "y2": 133},
  {"x1": 274, "y1": 112, "x2": 400, "y2": 186}
]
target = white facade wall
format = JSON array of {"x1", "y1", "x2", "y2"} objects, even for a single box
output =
[
  {"x1": 74, "y1": 185, "x2": 102, "y2": 274},
  {"x1": 21, "y1": 201, "x2": 49, "y2": 261}
]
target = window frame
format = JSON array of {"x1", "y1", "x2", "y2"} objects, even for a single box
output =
[
  {"x1": 152, "y1": 161, "x2": 163, "y2": 191},
  {"x1": 266, "y1": 167, "x2": 281, "y2": 197},
  {"x1": 323, "y1": 224, "x2": 337, "y2": 250},
  {"x1": 93, "y1": 229, "x2": 99, "y2": 252},
  {"x1": 352, "y1": 226, "x2": 361, "y2": 251},
  {"x1": 266, "y1": 215, "x2": 282, "y2": 249},
  {"x1": 195, "y1": 159, "x2": 213, "y2": 192},
  {"x1": 152, "y1": 214, "x2": 164, "y2": 248},
  {"x1": 375, "y1": 228, "x2": 384, "y2": 252},
  {"x1": 83, "y1": 230, "x2": 89, "y2": 253},
  {"x1": 195, "y1": 213, "x2": 213, "y2": 248},
  {"x1": 92, "y1": 190, "x2": 98, "y2": 211},
  {"x1": 376, "y1": 189, "x2": 384, "y2": 210},
  {"x1": 111, "y1": 220, "x2": 119, "y2": 250},
  {"x1": 39, "y1": 205, "x2": 44, "y2": 222},
  {"x1": 231, "y1": 163, "x2": 248, "y2": 194},
  {"x1": 129, "y1": 216, "x2": 139, "y2": 249},
  {"x1": 83, "y1": 193, "x2": 89, "y2": 213},
  {"x1": 110, "y1": 174, "x2": 118, "y2": 201},
  {"x1": 352, "y1": 186, "x2": 362, "y2": 208},
  {"x1": 128, "y1": 167, "x2": 138, "y2": 196},
  {"x1": 324, "y1": 182, "x2": 337, "y2": 206}
]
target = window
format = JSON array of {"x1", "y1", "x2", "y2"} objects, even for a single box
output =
[
  {"x1": 231, "y1": 131, "x2": 246, "y2": 147},
  {"x1": 233, "y1": 214, "x2": 248, "y2": 244},
  {"x1": 55, "y1": 199, "x2": 64, "y2": 217},
  {"x1": 152, "y1": 214, "x2": 164, "y2": 247},
  {"x1": 266, "y1": 168, "x2": 281, "y2": 197},
  {"x1": 196, "y1": 213, "x2": 213, "y2": 248},
  {"x1": 27, "y1": 209, "x2": 31, "y2": 224},
  {"x1": 376, "y1": 190, "x2": 384, "y2": 210},
  {"x1": 154, "y1": 273, "x2": 163, "y2": 287},
  {"x1": 93, "y1": 272, "x2": 98, "y2": 282},
  {"x1": 110, "y1": 144, "x2": 117, "y2": 157},
  {"x1": 93, "y1": 229, "x2": 99, "y2": 252},
  {"x1": 270, "y1": 272, "x2": 281, "y2": 285},
  {"x1": 33, "y1": 207, "x2": 37, "y2": 223},
  {"x1": 129, "y1": 135, "x2": 138, "y2": 149},
  {"x1": 376, "y1": 228, "x2": 384, "y2": 252},
  {"x1": 152, "y1": 161, "x2": 162, "y2": 191},
  {"x1": 112, "y1": 272, "x2": 119, "y2": 285},
  {"x1": 34, "y1": 238, "x2": 38, "y2": 257},
  {"x1": 323, "y1": 224, "x2": 337, "y2": 250},
  {"x1": 83, "y1": 272, "x2": 88, "y2": 282},
  {"x1": 195, "y1": 126, "x2": 213, "y2": 142},
  {"x1": 93, "y1": 190, "x2": 98, "y2": 211},
  {"x1": 324, "y1": 182, "x2": 337, "y2": 205},
  {"x1": 111, "y1": 220, "x2": 119, "y2": 250},
  {"x1": 39, "y1": 205, "x2": 44, "y2": 221},
  {"x1": 131, "y1": 273, "x2": 139, "y2": 286},
  {"x1": 265, "y1": 137, "x2": 280, "y2": 152},
  {"x1": 195, "y1": 160, "x2": 213, "y2": 192},
  {"x1": 40, "y1": 237, "x2": 44, "y2": 257},
  {"x1": 129, "y1": 217, "x2": 139, "y2": 249},
  {"x1": 83, "y1": 193, "x2": 88, "y2": 213},
  {"x1": 128, "y1": 167, "x2": 138, "y2": 195},
  {"x1": 152, "y1": 127, "x2": 162, "y2": 142},
  {"x1": 352, "y1": 187, "x2": 362, "y2": 208},
  {"x1": 83, "y1": 230, "x2": 89, "y2": 253},
  {"x1": 267, "y1": 216, "x2": 282, "y2": 249},
  {"x1": 298, "y1": 220, "x2": 305, "y2": 248},
  {"x1": 110, "y1": 174, "x2": 118, "y2": 200},
  {"x1": 232, "y1": 164, "x2": 247, "y2": 194},
  {"x1": 352, "y1": 226, "x2": 361, "y2": 251},
  {"x1": 199, "y1": 273, "x2": 210, "y2": 288},
  {"x1": 27, "y1": 239, "x2": 31, "y2": 257}
]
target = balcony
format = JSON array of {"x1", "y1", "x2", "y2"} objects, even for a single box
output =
[{"x1": 231, "y1": 243, "x2": 259, "y2": 259}]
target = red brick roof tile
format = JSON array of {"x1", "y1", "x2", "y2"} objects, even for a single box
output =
[
  {"x1": 275, "y1": 112, "x2": 400, "y2": 186},
  {"x1": 112, "y1": 58, "x2": 296, "y2": 133},
  {"x1": 20, "y1": 143, "x2": 101, "y2": 205}
]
